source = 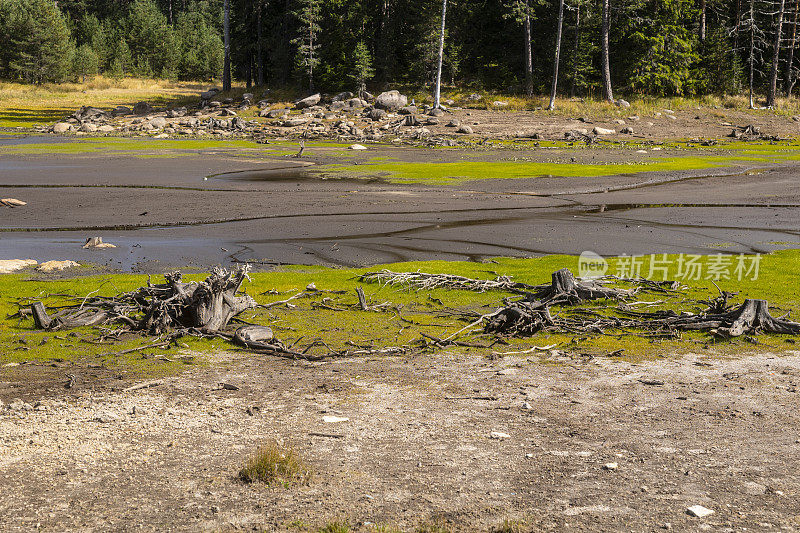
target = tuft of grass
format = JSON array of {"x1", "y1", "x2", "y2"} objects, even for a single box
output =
[
  {"x1": 317, "y1": 520, "x2": 351, "y2": 533},
  {"x1": 416, "y1": 518, "x2": 452, "y2": 533},
  {"x1": 238, "y1": 441, "x2": 312, "y2": 486},
  {"x1": 493, "y1": 518, "x2": 527, "y2": 533}
]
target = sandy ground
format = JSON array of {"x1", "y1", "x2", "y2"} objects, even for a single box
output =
[
  {"x1": 1, "y1": 349, "x2": 799, "y2": 532},
  {"x1": 1, "y1": 137, "x2": 799, "y2": 271}
]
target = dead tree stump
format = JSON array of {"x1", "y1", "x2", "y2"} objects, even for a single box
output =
[{"x1": 718, "y1": 299, "x2": 800, "y2": 337}]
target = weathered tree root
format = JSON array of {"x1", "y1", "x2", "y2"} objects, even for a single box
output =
[
  {"x1": 359, "y1": 269, "x2": 542, "y2": 294},
  {"x1": 30, "y1": 266, "x2": 256, "y2": 334},
  {"x1": 527, "y1": 268, "x2": 633, "y2": 305}
]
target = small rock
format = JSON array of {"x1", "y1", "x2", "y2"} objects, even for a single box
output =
[
  {"x1": 457, "y1": 125, "x2": 473, "y2": 134},
  {"x1": 492, "y1": 100, "x2": 509, "y2": 107},
  {"x1": 627, "y1": 115, "x2": 640, "y2": 121},
  {"x1": 686, "y1": 505, "x2": 714, "y2": 518},
  {"x1": 446, "y1": 119, "x2": 460, "y2": 127},
  {"x1": 52, "y1": 122, "x2": 72, "y2": 134},
  {"x1": 133, "y1": 101, "x2": 153, "y2": 115},
  {"x1": 593, "y1": 127, "x2": 615, "y2": 135},
  {"x1": 615, "y1": 99, "x2": 631, "y2": 108},
  {"x1": 1, "y1": 198, "x2": 26, "y2": 207},
  {"x1": 323, "y1": 415, "x2": 349, "y2": 423},
  {"x1": 742, "y1": 481, "x2": 767, "y2": 495},
  {"x1": 349, "y1": 144, "x2": 367, "y2": 150},
  {"x1": 521, "y1": 402, "x2": 533, "y2": 410},
  {"x1": 428, "y1": 107, "x2": 444, "y2": 117},
  {"x1": 602, "y1": 462, "x2": 618, "y2": 470},
  {"x1": 489, "y1": 431, "x2": 511, "y2": 440},
  {"x1": 149, "y1": 117, "x2": 167, "y2": 129},
  {"x1": 620, "y1": 127, "x2": 634, "y2": 134}
]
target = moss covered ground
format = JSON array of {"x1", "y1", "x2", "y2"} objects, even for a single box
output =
[{"x1": 2, "y1": 250, "x2": 798, "y2": 380}]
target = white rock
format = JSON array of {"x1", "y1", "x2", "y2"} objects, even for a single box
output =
[
  {"x1": 52, "y1": 122, "x2": 72, "y2": 134},
  {"x1": 349, "y1": 144, "x2": 367, "y2": 150},
  {"x1": 323, "y1": 415, "x2": 349, "y2": 423},
  {"x1": 636, "y1": 150, "x2": 648, "y2": 153},
  {"x1": 0, "y1": 259, "x2": 38, "y2": 273},
  {"x1": 521, "y1": 401, "x2": 533, "y2": 410},
  {"x1": 593, "y1": 127, "x2": 615, "y2": 135},
  {"x1": 687, "y1": 505, "x2": 714, "y2": 518},
  {"x1": 602, "y1": 462, "x2": 618, "y2": 470},
  {"x1": 742, "y1": 481, "x2": 767, "y2": 495},
  {"x1": 489, "y1": 431, "x2": 511, "y2": 440},
  {"x1": 37, "y1": 260, "x2": 79, "y2": 272}
]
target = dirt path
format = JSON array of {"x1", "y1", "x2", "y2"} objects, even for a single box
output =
[{"x1": 2, "y1": 350, "x2": 798, "y2": 532}]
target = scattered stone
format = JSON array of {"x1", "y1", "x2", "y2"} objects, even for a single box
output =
[
  {"x1": 200, "y1": 87, "x2": 220, "y2": 100},
  {"x1": 492, "y1": 100, "x2": 509, "y2": 107},
  {"x1": 349, "y1": 144, "x2": 367, "y2": 150},
  {"x1": 521, "y1": 402, "x2": 533, "y2": 410},
  {"x1": 111, "y1": 105, "x2": 132, "y2": 116},
  {"x1": 281, "y1": 118, "x2": 308, "y2": 127},
  {"x1": 323, "y1": 415, "x2": 349, "y2": 423},
  {"x1": 262, "y1": 108, "x2": 288, "y2": 119},
  {"x1": 686, "y1": 505, "x2": 714, "y2": 518},
  {"x1": 0, "y1": 259, "x2": 38, "y2": 273},
  {"x1": 489, "y1": 431, "x2": 511, "y2": 440},
  {"x1": 446, "y1": 119, "x2": 460, "y2": 127},
  {"x1": 133, "y1": 101, "x2": 153, "y2": 115},
  {"x1": 295, "y1": 93, "x2": 321, "y2": 109},
  {"x1": 628, "y1": 115, "x2": 640, "y2": 121},
  {"x1": 149, "y1": 117, "x2": 167, "y2": 129},
  {"x1": 79, "y1": 123, "x2": 98, "y2": 133},
  {"x1": 82, "y1": 237, "x2": 116, "y2": 249},
  {"x1": 742, "y1": 481, "x2": 767, "y2": 495},
  {"x1": 615, "y1": 99, "x2": 631, "y2": 108},
  {"x1": 428, "y1": 107, "x2": 444, "y2": 117},
  {"x1": 468, "y1": 93, "x2": 482, "y2": 100},
  {"x1": 426, "y1": 117, "x2": 440, "y2": 125},
  {"x1": 98, "y1": 125, "x2": 115, "y2": 133},
  {"x1": 37, "y1": 260, "x2": 79, "y2": 272},
  {"x1": 593, "y1": 127, "x2": 615, "y2": 135},
  {"x1": 457, "y1": 125, "x2": 473, "y2": 134},
  {"x1": 602, "y1": 462, "x2": 618, "y2": 470},
  {"x1": 398, "y1": 106, "x2": 417, "y2": 115},
  {"x1": 52, "y1": 122, "x2": 72, "y2": 134},
  {"x1": 613, "y1": 119, "x2": 626, "y2": 125},
  {"x1": 375, "y1": 90, "x2": 408, "y2": 111},
  {"x1": 332, "y1": 91, "x2": 354, "y2": 102},
  {"x1": 620, "y1": 127, "x2": 634, "y2": 134},
  {"x1": 403, "y1": 115, "x2": 420, "y2": 127},
  {"x1": 368, "y1": 108, "x2": 386, "y2": 121}
]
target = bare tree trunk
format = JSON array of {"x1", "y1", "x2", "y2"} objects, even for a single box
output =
[
  {"x1": 223, "y1": 0, "x2": 231, "y2": 91},
  {"x1": 750, "y1": 0, "x2": 755, "y2": 108},
  {"x1": 524, "y1": 0, "x2": 533, "y2": 97},
  {"x1": 168, "y1": 0, "x2": 173, "y2": 24},
  {"x1": 786, "y1": 0, "x2": 799, "y2": 96},
  {"x1": 433, "y1": 0, "x2": 447, "y2": 108},
  {"x1": 548, "y1": 0, "x2": 565, "y2": 109},
  {"x1": 571, "y1": 4, "x2": 580, "y2": 97},
  {"x1": 768, "y1": 0, "x2": 787, "y2": 107},
  {"x1": 601, "y1": 0, "x2": 614, "y2": 101},
  {"x1": 257, "y1": 0, "x2": 264, "y2": 86},
  {"x1": 699, "y1": 0, "x2": 706, "y2": 41}
]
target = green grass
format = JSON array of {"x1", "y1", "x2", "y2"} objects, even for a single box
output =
[
  {"x1": 324, "y1": 141, "x2": 800, "y2": 184},
  {"x1": 2, "y1": 250, "x2": 799, "y2": 381},
  {"x1": 238, "y1": 440, "x2": 312, "y2": 486}
]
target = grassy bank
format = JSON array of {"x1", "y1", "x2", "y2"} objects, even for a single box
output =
[{"x1": 2, "y1": 250, "x2": 798, "y2": 379}]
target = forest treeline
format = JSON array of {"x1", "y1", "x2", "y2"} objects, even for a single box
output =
[{"x1": 0, "y1": 0, "x2": 799, "y2": 101}]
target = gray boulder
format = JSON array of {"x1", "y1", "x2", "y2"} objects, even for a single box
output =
[
  {"x1": 295, "y1": 93, "x2": 321, "y2": 109},
  {"x1": 73, "y1": 106, "x2": 109, "y2": 122},
  {"x1": 457, "y1": 125, "x2": 473, "y2": 134},
  {"x1": 111, "y1": 106, "x2": 131, "y2": 117},
  {"x1": 133, "y1": 101, "x2": 153, "y2": 115},
  {"x1": 262, "y1": 108, "x2": 289, "y2": 119},
  {"x1": 369, "y1": 108, "x2": 387, "y2": 121},
  {"x1": 615, "y1": 99, "x2": 631, "y2": 108},
  {"x1": 200, "y1": 87, "x2": 220, "y2": 100},
  {"x1": 428, "y1": 107, "x2": 444, "y2": 117},
  {"x1": 149, "y1": 116, "x2": 167, "y2": 129},
  {"x1": 332, "y1": 91, "x2": 354, "y2": 102},
  {"x1": 375, "y1": 90, "x2": 408, "y2": 111},
  {"x1": 399, "y1": 106, "x2": 417, "y2": 115}
]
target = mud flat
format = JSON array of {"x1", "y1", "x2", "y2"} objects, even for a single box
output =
[{"x1": 1, "y1": 137, "x2": 798, "y2": 271}]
